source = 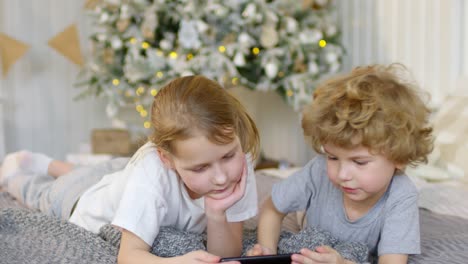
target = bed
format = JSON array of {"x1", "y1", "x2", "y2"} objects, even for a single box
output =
[{"x1": 1, "y1": 169, "x2": 468, "y2": 264}]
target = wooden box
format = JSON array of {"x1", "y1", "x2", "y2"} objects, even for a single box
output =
[{"x1": 91, "y1": 129, "x2": 131, "y2": 156}]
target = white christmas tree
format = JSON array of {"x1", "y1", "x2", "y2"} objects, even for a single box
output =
[{"x1": 77, "y1": 0, "x2": 344, "y2": 128}]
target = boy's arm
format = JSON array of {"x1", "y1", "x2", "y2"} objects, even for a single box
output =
[
  {"x1": 257, "y1": 195, "x2": 287, "y2": 254},
  {"x1": 378, "y1": 254, "x2": 408, "y2": 264}
]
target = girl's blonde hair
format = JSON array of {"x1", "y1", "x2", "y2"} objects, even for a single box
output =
[
  {"x1": 150, "y1": 75, "x2": 260, "y2": 159},
  {"x1": 302, "y1": 64, "x2": 433, "y2": 167}
]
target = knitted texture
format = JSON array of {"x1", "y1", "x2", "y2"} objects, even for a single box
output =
[{"x1": 0, "y1": 207, "x2": 369, "y2": 263}]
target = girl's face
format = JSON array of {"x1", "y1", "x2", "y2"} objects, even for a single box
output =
[
  {"x1": 323, "y1": 143, "x2": 402, "y2": 209},
  {"x1": 159, "y1": 134, "x2": 245, "y2": 200}
]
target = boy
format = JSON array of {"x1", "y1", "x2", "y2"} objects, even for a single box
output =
[{"x1": 251, "y1": 64, "x2": 433, "y2": 264}]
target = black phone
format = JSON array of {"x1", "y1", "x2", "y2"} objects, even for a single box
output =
[{"x1": 220, "y1": 253, "x2": 293, "y2": 263}]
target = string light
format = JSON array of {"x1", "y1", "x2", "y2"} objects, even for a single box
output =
[
  {"x1": 155, "y1": 71, "x2": 164, "y2": 78},
  {"x1": 136, "y1": 86, "x2": 145, "y2": 96},
  {"x1": 252, "y1": 47, "x2": 260, "y2": 55},
  {"x1": 112, "y1": 79, "x2": 120, "y2": 86},
  {"x1": 140, "y1": 110, "x2": 148, "y2": 117},
  {"x1": 231, "y1": 77, "x2": 239, "y2": 85},
  {"x1": 218, "y1": 46, "x2": 226, "y2": 53},
  {"x1": 150, "y1": 89, "x2": 158, "y2": 96},
  {"x1": 141, "y1": 41, "x2": 150, "y2": 49},
  {"x1": 286, "y1": 89, "x2": 294, "y2": 97},
  {"x1": 144, "y1": 121, "x2": 151, "y2": 128},
  {"x1": 186, "y1": 53, "x2": 194, "y2": 60},
  {"x1": 319, "y1": 39, "x2": 327, "y2": 48},
  {"x1": 129, "y1": 37, "x2": 137, "y2": 44},
  {"x1": 136, "y1": 104, "x2": 144, "y2": 112},
  {"x1": 169, "y1": 51, "x2": 178, "y2": 59}
]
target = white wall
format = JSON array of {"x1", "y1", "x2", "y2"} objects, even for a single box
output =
[
  {"x1": 0, "y1": 0, "x2": 466, "y2": 165},
  {"x1": 0, "y1": 0, "x2": 111, "y2": 160}
]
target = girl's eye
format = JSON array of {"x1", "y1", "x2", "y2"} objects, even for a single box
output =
[
  {"x1": 223, "y1": 153, "x2": 235, "y2": 160},
  {"x1": 192, "y1": 166, "x2": 207, "y2": 173}
]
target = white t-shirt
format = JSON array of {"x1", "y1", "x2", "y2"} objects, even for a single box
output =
[{"x1": 70, "y1": 142, "x2": 258, "y2": 246}]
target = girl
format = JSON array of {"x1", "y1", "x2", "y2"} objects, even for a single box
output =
[{"x1": 0, "y1": 75, "x2": 260, "y2": 264}]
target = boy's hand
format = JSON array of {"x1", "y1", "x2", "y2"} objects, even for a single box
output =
[
  {"x1": 291, "y1": 246, "x2": 350, "y2": 264},
  {"x1": 175, "y1": 250, "x2": 239, "y2": 264},
  {"x1": 204, "y1": 158, "x2": 247, "y2": 219},
  {"x1": 246, "y1": 244, "x2": 274, "y2": 256}
]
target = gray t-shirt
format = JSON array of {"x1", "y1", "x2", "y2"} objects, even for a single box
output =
[{"x1": 272, "y1": 155, "x2": 420, "y2": 257}]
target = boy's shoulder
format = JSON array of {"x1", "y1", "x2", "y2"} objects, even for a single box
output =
[{"x1": 386, "y1": 173, "x2": 419, "y2": 202}]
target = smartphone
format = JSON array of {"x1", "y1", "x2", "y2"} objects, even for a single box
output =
[{"x1": 220, "y1": 253, "x2": 293, "y2": 263}]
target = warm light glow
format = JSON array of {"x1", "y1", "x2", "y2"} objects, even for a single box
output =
[
  {"x1": 141, "y1": 42, "x2": 150, "y2": 49},
  {"x1": 186, "y1": 53, "x2": 194, "y2": 60},
  {"x1": 156, "y1": 49, "x2": 164, "y2": 56},
  {"x1": 231, "y1": 77, "x2": 239, "y2": 85},
  {"x1": 150, "y1": 89, "x2": 158, "y2": 96},
  {"x1": 144, "y1": 121, "x2": 151, "y2": 128},
  {"x1": 136, "y1": 86, "x2": 145, "y2": 96},
  {"x1": 136, "y1": 104, "x2": 144, "y2": 112},
  {"x1": 129, "y1": 38, "x2": 137, "y2": 44},
  {"x1": 156, "y1": 71, "x2": 164, "y2": 78},
  {"x1": 286, "y1": 89, "x2": 293, "y2": 97},
  {"x1": 140, "y1": 110, "x2": 148, "y2": 117},
  {"x1": 319, "y1": 39, "x2": 327, "y2": 48},
  {"x1": 112, "y1": 79, "x2": 120, "y2": 86},
  {"x1": 169, "y1": 51, "x2": 178, "y2": 59},
  {"x1": 218, "y1": 46, "x2": 226, "y2": 53},
  {"x1": 125, "y1": 90, "x2": 132, "y2": 97},
  {"x1": 252, "y1": 47, "x2": 260, "y2": 55}
]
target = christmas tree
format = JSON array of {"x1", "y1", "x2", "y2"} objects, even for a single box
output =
[{"x1": 78, "y1": 0, "x2": 344, "y2": 128}]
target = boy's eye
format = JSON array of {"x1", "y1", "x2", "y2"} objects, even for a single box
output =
[
  {"x1": 327, "y1": 156, "x2": 338, "y2": 161},
  {"x1": 354, "y1": 160, "x2": 368, "y2": 165}
]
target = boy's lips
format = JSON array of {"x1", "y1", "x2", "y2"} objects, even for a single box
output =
[{"x1": 342, "y1": 186, "x2": 358, "y2": 193}]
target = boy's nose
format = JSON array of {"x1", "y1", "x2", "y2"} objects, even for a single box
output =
[{"x1": 338, "y1": 166, "x2": 352, "y2": 181}]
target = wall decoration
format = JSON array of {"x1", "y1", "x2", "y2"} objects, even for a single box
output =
[
  {"x1": 0, "y1": 33, "x2": 30, "y2": 77},
  {"x1": 77, "y1": 0, "x2": 344, "y2": 126},
  {"x1": 48, "y1": 24, "x2": 84, "y2": 66}
]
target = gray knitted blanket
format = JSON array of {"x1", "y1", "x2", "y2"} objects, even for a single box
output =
[{"x1": 0, "y1": 208, "x2": 369, "y2": 264}]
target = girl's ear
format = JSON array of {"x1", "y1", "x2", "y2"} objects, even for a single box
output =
[{"x1": 157, "y1": 149, "x2": 174, "y2": 169}]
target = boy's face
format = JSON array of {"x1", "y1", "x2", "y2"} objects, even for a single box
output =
[
  {"x1": 323, "y1": 143, "x2": 402, "y2": 209},
  {"x1": 158, "y1": 134, "x2": 245, "y2": 200}
]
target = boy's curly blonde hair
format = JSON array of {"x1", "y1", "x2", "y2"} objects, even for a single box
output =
[{"x1": 302, "y1": 64, "x2": 433, "y2": 167}]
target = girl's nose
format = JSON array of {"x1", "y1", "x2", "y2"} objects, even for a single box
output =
[{"x1": 212, "y1": 165, "x2": 228, "y2": 185}]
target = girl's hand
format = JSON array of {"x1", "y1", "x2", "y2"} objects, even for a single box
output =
[
  {"x1": 175, "y1": 250, "x2": 239, "y2": 264},
  {"x1": 246, "y1": 244, "x2": 274, "y2": 256},
  {"x1": 291, "y1": 246, "x2": 350, "y2": 264},
  {"x1": 204, "y1": 157, "x2": 247, "y2": 219}
]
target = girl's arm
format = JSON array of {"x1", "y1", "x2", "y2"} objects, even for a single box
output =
[
  {"x1": 256, "y1": 195, "x2": 287, "y2": 254},
  {"x1": 206, "y1": 215, "x2": 243, "y2": 257},
  {"x1": 118, "y1": 229, "x2": 225, "y2": 264}
]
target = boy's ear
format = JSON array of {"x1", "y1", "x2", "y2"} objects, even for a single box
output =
[
  {"x1": 157, "y1": 149, "x2": 174, "y2": 169},
  {"x1": 395, "y1": 163, "x2": 406, "y2": 171}
]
